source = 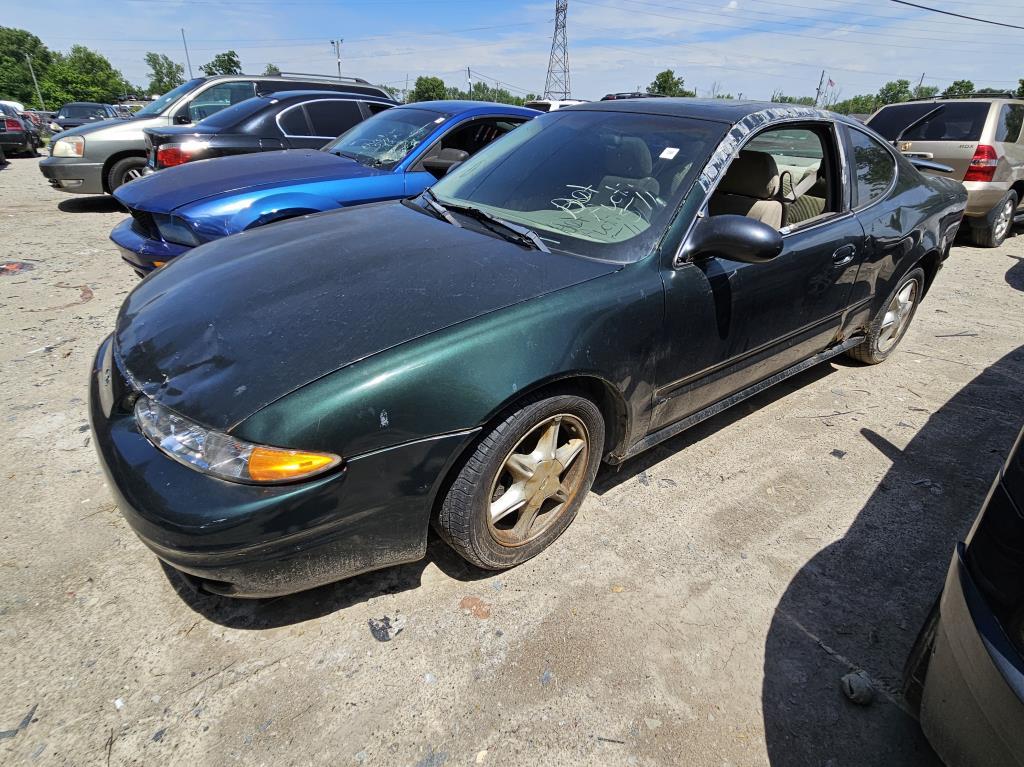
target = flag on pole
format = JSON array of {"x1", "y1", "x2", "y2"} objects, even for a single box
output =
[{"x1": 828, "y1": 78, "x2": 835, "y2": 87}]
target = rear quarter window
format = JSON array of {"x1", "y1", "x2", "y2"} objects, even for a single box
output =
[
  {"x1": 868, "y1": 102, "x2": 990, "y2": 142},
  {"x1": 848, "y1": 127, "x2": 896, "y2": 208},
  {"x1": 996, "y1": 104, "x2": 1024, "y2": 143}
]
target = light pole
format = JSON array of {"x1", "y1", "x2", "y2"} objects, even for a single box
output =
[
  {"x1": 330, "y1": 39, "x2": 343, "y2": 80},
  {"x1": 23, "y1": 53, "x2": 45, "y2": 110},
  {"x1": 181, "y1": 28, "x2": 193, "y2": 78}
]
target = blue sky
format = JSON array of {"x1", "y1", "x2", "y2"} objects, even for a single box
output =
[{"x1": 7, "y1": 0, "x2": 1022, "y2": 101}]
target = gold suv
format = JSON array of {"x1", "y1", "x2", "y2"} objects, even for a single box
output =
[{"x1": 868, "y1": 95, "x2": 1024, "y2": 247}]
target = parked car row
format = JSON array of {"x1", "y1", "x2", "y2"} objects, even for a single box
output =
[
  {"x1": 0, "y1": 101, "x2": 42, "y2": 156},
  {"x1": 19, "y1": 71, "x2": 1020, "y2": 767}
]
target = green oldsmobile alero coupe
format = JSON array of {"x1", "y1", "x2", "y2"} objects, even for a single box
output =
[{"x1": 90, "y1": 99, "x2": 966, "y2": 597}]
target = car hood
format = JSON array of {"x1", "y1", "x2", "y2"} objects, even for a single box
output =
[
  {"x1": 114, "y1": 150, "x2": 387, "y2": 212},
  {"x1": 115, "y1": 200, "x2": 621, "y2": 431}
]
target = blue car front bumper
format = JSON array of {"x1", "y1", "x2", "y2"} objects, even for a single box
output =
[{"x1": 110, "y1": 217, "x2": 192, "y2": 277}]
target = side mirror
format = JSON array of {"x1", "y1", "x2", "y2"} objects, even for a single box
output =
[
  {"x1": 680, "y1": 214, "x2": 783, "y2": 265},
  {"x1": 422, "y1": 148, "x2": 470, "y2": 178},
  {"x1": 173, "y1": 111, "x2": 191, "y2": 125}
]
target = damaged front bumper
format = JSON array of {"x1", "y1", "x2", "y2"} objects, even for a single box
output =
[{"x1": 88, "y1": 335, "x2": 470, "y2": 597}]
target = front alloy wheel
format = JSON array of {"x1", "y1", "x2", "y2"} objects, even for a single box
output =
[{"x1": 437, "y1": 393, "x2": 604, "y2": 570}]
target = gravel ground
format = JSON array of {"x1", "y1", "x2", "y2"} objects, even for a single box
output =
[{"x1": 2, "y1": 154, "x2": 1023, "y2": 767}]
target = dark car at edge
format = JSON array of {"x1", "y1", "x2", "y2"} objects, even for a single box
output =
[
  {"x1": 906, "y1": 424, "x2": 1024, "y2": 766},
  {"x1": 89, "y1": 99, "x2": 967, "y2": 598}
]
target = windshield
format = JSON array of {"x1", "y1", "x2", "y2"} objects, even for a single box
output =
[
  {"x1": 135, "y1": 78, "x2": 205, "y2": 117},
  {"x1": 58, "y1": 104, "x2": 108, "y2": 119},
  {"x1": 431, "y1": 110, "x2": 725, "y2": 262},
  {"x1": 322, "y1": 107, "x2": 445, "y2": 168},
  {"x1": 195, "y1": 96, "x2": 269, "y2": 130},
  {"x1": 868, "y1": 102, "x2": 990, "y2": 141}
]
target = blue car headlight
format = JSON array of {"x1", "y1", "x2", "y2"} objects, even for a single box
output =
[{"x1": 152, "y1": 213, "x2": 201, "y2": 247}]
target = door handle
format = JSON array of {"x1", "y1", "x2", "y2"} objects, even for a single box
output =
[{"x1": 832, "y1": 244, "x2": 856, "y2": 267}]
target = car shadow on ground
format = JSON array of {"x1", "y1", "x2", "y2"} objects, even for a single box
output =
[
  {"x1": 163, "y1": 530, "x2": 491, "y2": 629},
  {"x1": 57, "y1": 196, "x2": 124, "y2": 214},
  {"x1": 762, "y1": 344, "x2": 1024, "y2": 766},
  {"x1": 1006, "y1": 254, "x2": 1024, "y2": 293}
]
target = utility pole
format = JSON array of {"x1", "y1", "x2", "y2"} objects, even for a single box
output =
[
  {"x1": 23, "y1": 53, "x2": 45, "y2": 110},
  {"x1": 331, "y1": 39, "x2": 343, "y2": 80},
  {"x1": 467, "y1": 67, "x2": 472, "y2": 96},
  {"x1": 404, "y1": 74, "x2": 409, "y2": 103},
  {"x1": 543, "y1": 0, "x2": 570, "y2": 100},
  {"x1": 917, "y1": 72, "x2": 926, "y2": 96},
  {"x1": 181, "y1": 28, "x2": 193, "y2": 78},
  {"x1": 813, "y1": 69, "x2": 825, "y2": 107}
]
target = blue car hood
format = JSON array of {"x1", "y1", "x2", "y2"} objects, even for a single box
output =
[
  {"x1": 114, "y1": 200, "x2": 621, "y2": 431},
  {"x1": 114, "y1": 150, "x2": 388, "y2": 213}
]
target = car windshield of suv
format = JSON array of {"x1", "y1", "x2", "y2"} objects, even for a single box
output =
[
  {"x1": 135, "y1": 78, "x2": 205, "y2": 117},
  {"x1": 430, "y1": 110, "x2": 725, "y2": 262},
  {"x1": 868, "y1": 102, "x2": 990, "y2": 142},
  {"x1": 195, "y1": 96, "x2": 269, "y2": 130},
  {"x1": 322, "y1": 107, "x2": 446, "y2": 169}
]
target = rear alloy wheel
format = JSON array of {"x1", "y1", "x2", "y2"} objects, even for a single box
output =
[
  {"x1": 846, "y1": 266, "x2": 925, "y2": 365},
  {"x1": 436, "y1": 394, "x2": 604, "y2": 570},
  {"x1": 107, "y1": 157, "x2": 147, "y2": 192},
  {"x1": 970, "y1": 191, "x2": 1018, "y2": 248}
]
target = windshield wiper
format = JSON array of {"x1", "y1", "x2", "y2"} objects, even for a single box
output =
[
  {"x1": 438, "y1": 199, "x2": 550, "y2": 252},
  {"x1": 421, "y1": 188, "x2": 461, "y2": 228}
]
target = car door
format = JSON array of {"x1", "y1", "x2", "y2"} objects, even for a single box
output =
[{"x1": 652, "y1": 120, "x2": 865, "y2": 429}]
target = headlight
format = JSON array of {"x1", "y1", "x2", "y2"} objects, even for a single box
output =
[
  {"x1": 134, "y1": 397, "x2": 342, "y2": 483},
  {"x1": 49, "y1": 122, "x2": 61, "y2": 132},
  {"x1": 152, "y1": 213, "x2": 201, "y2": 247},
  {"x1": 52, "y1": 135, "x2": 84, "y2": 157}
]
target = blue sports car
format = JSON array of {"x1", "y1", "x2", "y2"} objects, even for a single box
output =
[{"x1": 110, "y1": 101, "x2": 539, "y2": 275}]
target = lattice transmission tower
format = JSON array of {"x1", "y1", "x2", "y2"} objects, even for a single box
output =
[{"x1": 543, "y1": 1, "x2": 571, "y2": 100}]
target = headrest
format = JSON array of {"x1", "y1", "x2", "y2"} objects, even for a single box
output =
[
  {"x1": 718, "y1": 150, "x2": 780, "y2": 199},
  {"x1": 606, "y1": 137, "x2": 653, "y2": 179}
]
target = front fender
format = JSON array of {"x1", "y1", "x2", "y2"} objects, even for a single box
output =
[{"x1": 234, "y1": 259, "x2": 664, "y2": 460}]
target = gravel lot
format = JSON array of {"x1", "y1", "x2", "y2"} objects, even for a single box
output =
[{"x1": 2, "y1": 154, "x2": 1023, "y2": 767}]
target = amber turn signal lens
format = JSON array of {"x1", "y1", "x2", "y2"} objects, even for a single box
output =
[
  {"x1": 247, "y1": 446, "x2": 341, "y2": 482},
  {"x1": 152, "y1": 261, "x2": 166, "y2": 268}
]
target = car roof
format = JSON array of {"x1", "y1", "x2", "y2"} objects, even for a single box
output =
[
  {"x1": 395, "y1": 100, "x2": 540, "y2": 116},
  {"x1": 62, "y1": 101, "x2": 110, "y2": 107},
  {"x1": 563, "y1": 97, "x2": 840, "y2": 125}
]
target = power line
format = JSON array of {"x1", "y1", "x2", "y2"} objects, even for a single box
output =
[{"x1": 888, "y1": 0, "x2": 1024, "y2": 31}]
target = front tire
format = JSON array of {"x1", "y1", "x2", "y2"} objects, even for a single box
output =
[
  {"x1": 107, "y1": 156, "x2": 147, "y2": 192},
  {"x1": 436, "y1": 393, "x2": 604, "y2": 570},
  {"x1": 846, "y1": 266, "x2": 925, "y2": 365},
  {"x1": 970, "y1": 191, "x2": 1018, "y2": 248}
]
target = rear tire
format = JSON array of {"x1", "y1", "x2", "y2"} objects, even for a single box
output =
[
  {"x1": 970, "y1": 191, "x2": 1017, "y2": 248},
  {"x1": 436, "y1": 393, "x2": 604, "y2": 570},
  {"x1": 846, "y1": 266, "x2": 925, "y2": 365},
  {"x1": 107, "y1": 156, "x2": 147, "y2": 192}
]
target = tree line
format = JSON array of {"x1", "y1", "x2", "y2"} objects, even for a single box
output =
[{"x1": 0, "y1": 26, "x2": 276, "y2": 108}]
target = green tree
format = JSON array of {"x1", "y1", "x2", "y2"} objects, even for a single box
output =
[
  {"x1": 409, "y1": 75, "x2": 447, "y2": 102},
  {"x1": 41, "y1": 45, "x2": 127, "y2": 105},
  {"x1": 830, "y1": 94, "x2": 878, "y2": 115},
  {"x1": 263, "y1": 63, "x2": 281, "y2": 76},
  {"x1": 0, "y1": 27, "x2": 54, "y2": 107},
  {"x1": 943, "y1": 79, "x2": 975, "y2": 98},
  {"x1": 1017, "y1": 79, "x2": 1024, "y2": 99},
  {"x1": 200, "y1": 50, "x2": 242, "y2": 76},
  {"x1": 144, "y1": 52, "x2": 184, "y2": 96},
  {"x1": 771, "y1": 91, "x2": 816, "y2": 106},
  {"x1": 647, "y1": 69, "x2": 695, "y2": 97},
  {"x1": 876, "y1": 79, "x2": 913, "y2": 105},
  {"x1": 912, "y1": 84, "x2": 939, "y2": 99}
]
